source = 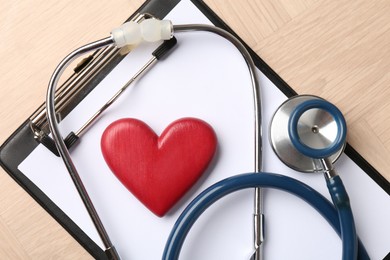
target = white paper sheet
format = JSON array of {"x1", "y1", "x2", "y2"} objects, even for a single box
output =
[{"x1": 19, "y1": 1, "x2": 390, "y2": 259}]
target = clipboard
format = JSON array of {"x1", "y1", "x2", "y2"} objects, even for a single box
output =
[{"x1": 1, "y1": 0, "x2": 390, "y2": 259}]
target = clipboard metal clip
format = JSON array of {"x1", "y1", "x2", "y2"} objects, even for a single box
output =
[{"x1": 28, "y1": 13, "x2": 176, "y2": 156}]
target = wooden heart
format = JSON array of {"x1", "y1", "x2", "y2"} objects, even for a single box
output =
[{"x1": 101, "y1": 117, "x2": 217, "y2": 217}]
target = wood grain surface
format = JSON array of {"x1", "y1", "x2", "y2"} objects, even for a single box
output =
[
  {"x1": 0, "y1": 0, "x2": 389, "y2": 258},
  {"x1": 0, "y1": 1, "x2": 143, "y2": 258},
  {"x1": 206, "y1": 0, "x2": 390, "y2": 181}
]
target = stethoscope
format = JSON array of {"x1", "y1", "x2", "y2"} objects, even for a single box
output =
[{"x1": 45, "y1": 18, "x2": 369, "y2": 260}]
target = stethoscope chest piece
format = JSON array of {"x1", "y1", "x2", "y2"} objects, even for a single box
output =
[{"x1": 269, "y1": 95, "x2": 346, "y2": 173}]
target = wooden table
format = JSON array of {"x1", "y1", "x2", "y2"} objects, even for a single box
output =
[{"x1": 1, "y1": 0, "x2": 389, "y2": 258}]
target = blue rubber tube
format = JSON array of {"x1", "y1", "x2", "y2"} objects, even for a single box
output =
[
  {"x1": 327, "y1": 175, "x2": 358, "y2": 260},
  {"x1": 162, "y1": 173, "x2": 369, "y2": 260}
]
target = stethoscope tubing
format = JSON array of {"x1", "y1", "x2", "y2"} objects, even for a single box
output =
[
  {"x1": 45, "y1": 36, "x2": 119, "y2": 255},
  {"x1": 326, "y1": 175, "x2": 358, "y2": 260},
  {"x1": 163, "y1": 173, "x2": 369, "y2": 260}
]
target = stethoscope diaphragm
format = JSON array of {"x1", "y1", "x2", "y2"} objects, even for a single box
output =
[{"x1": 269, "y1": 95, "x2": 346, "y2": 173}]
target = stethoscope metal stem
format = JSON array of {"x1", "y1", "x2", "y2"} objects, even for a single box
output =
[
  {"x1": 173, "y1": 24, "x2": 264, "y2": 260},
  {"x1": 46, "y1": 36, "x2": 120, "y2": 259},
  {"x1": 321, "y1": 158, "x2": 338, "y2": 179}
]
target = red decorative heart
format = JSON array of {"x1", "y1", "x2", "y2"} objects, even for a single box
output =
[{"x1": 101, "y1": 117, "x2": 217, "y2": 217}]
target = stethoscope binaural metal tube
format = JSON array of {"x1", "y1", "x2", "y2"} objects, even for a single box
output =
[
  {"x1": 173, "y1": 24, "x2": 264, "y2": 260},
  {"x1": 172, "y1": 24, "x2": 262, "y2": 172},
  {"x1": 46, "y1": 36, "x2": 121, "y2": 259},
  {"x1": 46, "y1": 23, "x2": 264, "y2": 259},
  {"x1": 46, "y1": 35, "x2": 177, "y2": 259}
]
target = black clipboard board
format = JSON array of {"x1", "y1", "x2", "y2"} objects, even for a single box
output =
[{"x1": 1, "y1": 0, "x2": 389, "y2": 259}]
